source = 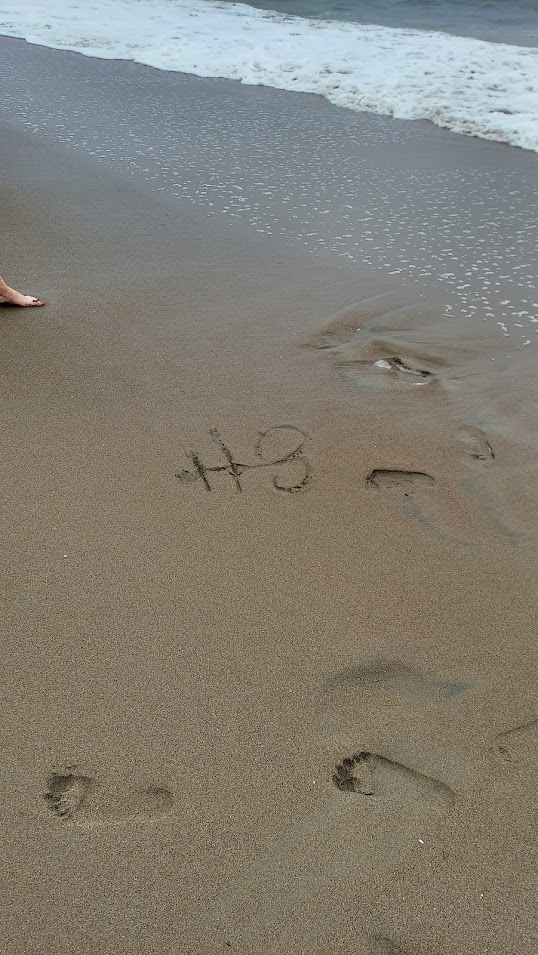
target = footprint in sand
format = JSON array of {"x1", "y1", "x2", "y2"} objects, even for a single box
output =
[
  {"x1": 365, "y1": 466, "x2": 501, "y2": 547},
  {"x1": 328, "y1": 344, "x2": 440, "y2": 391},
  {"x1": 308, "y1": 297, "x2": 527, "y2": 547},
  {"x1": 366, "y1": 444, "x2": 520, "y2": 544},
  {"x1": 371, "y1": 939, "x2": 410, "y2": 955},
  {"x1": 44, "y1": 769, "x2": 174, "y2": 825},
  {"x1": 365, "y1": 467, "x2": 462, "y2": 543},
  {"x1": 456, "y1": 429, "x2": 533, "y2": 546},
  {"x1": 318, "y1": 658, "x2": 471, "y2": 796},
  {"x1": 44, "y1": 772, "x2": 94, "y2": 819},
  {"x1": 494, "y1": 718, "x2": 538, "y2": 763},
  {"x1": 457, "y1": 425, "x2": 495, "y2": 465},
  {"x1": 332, "y1": 750, "x2": 455, "y2": 810},
  {"x1": 303, "y1": 294, "x2": 455, "y2": 391},
  {"x1": 372, "y1": 356, "x2": 434, "y2": 384},
  {"x1": 366, "y1": 469, "x2": 435, "y2": 492},
  {"x1": 325, "y1": 658, "x2": 471, "y2": 709},
  {"x1": 337, "y1": 345, "x2": 440, "y2": 390}
]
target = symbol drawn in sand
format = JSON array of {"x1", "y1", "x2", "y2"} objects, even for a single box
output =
[
  {"x1": 176, "y1": 425, "x2": 311, "y2": 494},
  {"x1": 494, "y1": 718, "x2": 538, "y2": 761},
  {"x1": 332, "y1": 751, "x2": 455, "y2": 809},
  {"x1": 44, "y1": 770, "x2": 174, "y2": 825}
]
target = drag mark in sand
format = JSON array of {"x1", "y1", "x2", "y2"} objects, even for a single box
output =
[{"x1": 176, "y1": 425, "x2": 312, "y2": 494}]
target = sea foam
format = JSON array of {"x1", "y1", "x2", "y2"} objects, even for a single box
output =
[{"x1": 1, "y1": 0, "x2": 537, "y2": 151}]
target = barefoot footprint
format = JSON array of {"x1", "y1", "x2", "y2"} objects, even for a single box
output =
[
  {"x1": 45, "y1": 772, "x2": 94, "y2": 819},
  {"x1": 494, "y1": 718, "x2": 538, "y2": 761},
  {"x1": 332, "y1": 751, "x2": 455, "y2": 810},
  {"x1": 44, "y1": 769, "x2": 174, "y2": 824}
]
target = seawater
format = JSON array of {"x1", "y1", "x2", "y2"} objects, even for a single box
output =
[
  {"x1": 0, "y1": 0, "x2": 537, "y2": 150},
  {"x1": 218, "y1": 0, "x2": 538, "y2": 47}
]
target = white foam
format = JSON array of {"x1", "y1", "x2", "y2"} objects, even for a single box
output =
[{"x1": 1, "y1": 0, "x2": 537, "y2": 151}]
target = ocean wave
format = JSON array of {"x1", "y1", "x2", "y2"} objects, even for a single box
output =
[{"x1": 1, "y1": 0, "x2": 537, "y2": 151}]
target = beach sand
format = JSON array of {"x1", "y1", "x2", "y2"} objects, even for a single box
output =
[{"x1": 1, "y1": 39, "x2": 537, "y2": 955}]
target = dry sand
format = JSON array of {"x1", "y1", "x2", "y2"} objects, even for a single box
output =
[{"x1": 1, "y1": 49, "x2": 537, "y2": 955}]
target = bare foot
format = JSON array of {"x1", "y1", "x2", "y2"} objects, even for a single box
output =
[{"x1": 0, "y1": 286, "x2": 45, "y2": 306}]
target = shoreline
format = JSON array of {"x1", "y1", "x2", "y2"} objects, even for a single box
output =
[
  {"x1": 1, "y1": 7, "x2": 538, "y2": 152},
  {"x1": 1, "y1": 39, "x2": 537, "y2": 955},
  {"x1": 1, "y1": 35, "x2": 537, "y2": 352}
]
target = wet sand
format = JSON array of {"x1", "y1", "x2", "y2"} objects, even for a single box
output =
[{"x1": 1, "y1": 40, "x2": 537, "y2": 955}]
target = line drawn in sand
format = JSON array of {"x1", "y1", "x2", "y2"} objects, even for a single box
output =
[{"x1": 176, "y1": 425, "x2": 312, "y2": 494}]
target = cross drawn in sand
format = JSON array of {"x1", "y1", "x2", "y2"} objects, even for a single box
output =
[{"x1": 175, "y1": 425, "x2": 312, "y2": 494}]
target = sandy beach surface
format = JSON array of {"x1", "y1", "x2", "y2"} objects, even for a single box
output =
[{"x1": 1, "y1": 37, "x2": 537, "y2": 955}]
